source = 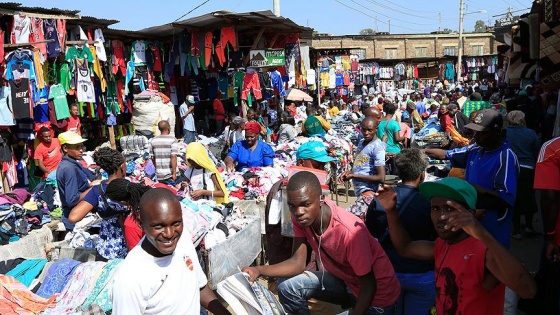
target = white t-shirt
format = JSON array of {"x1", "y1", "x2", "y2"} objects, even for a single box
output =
[
  {"x1": 111, "y1": 233, "x2": 207, "y2": 315},
  {"x1": 306, "y1": 69, "x2": 316, "y2": 85},
  {"x1": 185, "y1": 167, "x2": 216, "y2": 200},
  {"x1": 180, "y1": 102, "x2": 195, "y2": 131},
  {"x1": 94, "y1": 28, "x2": 107, "y2": 62},
  {"x1": 11, "y1": 15, "x2": 31, "y2": 44},
  {"x1": 132, "y1": 40, "x2": 147, "y2": 65}
]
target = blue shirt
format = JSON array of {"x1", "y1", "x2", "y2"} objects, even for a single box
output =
[
  {"x1": 415, "y1": 101, "x2": 426, "y2": 115},
  {"x1": 56, "y1": 156, "x2": 94, "y2": 217},
  {"x1": 381, "y1": 184, "x2": 437, "y2": 274},
  {"x1": 352, "y1": 138, "x2": 386, "y2": 195},
  {"x1": 446, "y1": 143, "x2": 519, "y2": 247},
  {"x1": 505, "y1": 126, "x2": 540, "y2": 168},
  {"x1": 227, "y1": 140, "x2": 275, "y2": 171}
]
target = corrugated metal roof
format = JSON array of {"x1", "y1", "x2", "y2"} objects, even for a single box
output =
[{"x1": 0, "y1": 3, "x2": 81, "y2": 18}]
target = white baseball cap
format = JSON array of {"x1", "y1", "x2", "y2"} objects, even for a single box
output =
[{"x1": 186, "y1": 95, "x2": 195, "y2": 104}]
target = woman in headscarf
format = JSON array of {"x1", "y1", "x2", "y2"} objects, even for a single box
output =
[
  {"x1": 224, "y1": 121, "x2": 274, "y2": 172},
  {"x1": 184, "y1": 142, "x2": 229, "y2": 203}
]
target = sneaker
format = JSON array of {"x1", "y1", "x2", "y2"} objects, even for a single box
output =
[{"x1": 511, "y1": 233, "x2": 523, "y2": 240}]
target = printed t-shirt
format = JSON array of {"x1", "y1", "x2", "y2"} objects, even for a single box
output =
[
  {"x1": 534, "y1": 137, "x2": 560, "y2": 246},
  {"x1": 131, "y1": 40, "x2": 147, "y2": 65},
  {"x1": 34, "y1": 138, "x2": 62, "y2": 176},
  {"x1": 377, "y1": 120, "x2": 402, "y2": 154},
  {"x1": 446, "y1": 143, "x2": 518, "y2": 248},
  {"x1": 434, "y1": 237, "x2": 505, "y2": 315},
  {"x1": 65, "y1": 46, "x2": 94, "y2": 63},
  {"x1": 303, "y1": 115, "x2": 326, "y2": 136},
  {"x1": 227, "y1": 140, "x2": 274, "y2": 171},
  {"x1": 66, "y1": 115, "x2": 80, "y2": 133},
  {"x1": 9, "y1": 78, "x2": 31, "y2": 119},
  {"x1": 49, "y1": 84, "x2": 70, "y2": 120},
  {"x1": 352, "y1": 138, "x2": 386, "y2": 195},
  {"x1": 111, "y1": 233, "x2": 207, "y2": 315},
  {"x1": 292, "y1": 198, "x2": 400, "y2": 307}
]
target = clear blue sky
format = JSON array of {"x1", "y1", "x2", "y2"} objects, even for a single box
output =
[{"x1": 19, "y1": 0, "x2": 532, "y2": 34}]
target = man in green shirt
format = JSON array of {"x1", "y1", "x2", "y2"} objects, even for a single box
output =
[{"x1": 302, "y1": 106, "x2": 330, "y2": 137}]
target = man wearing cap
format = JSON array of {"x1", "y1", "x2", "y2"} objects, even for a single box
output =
[
  {"x1": 180, "y1": 95, "x2": 196, "y2": 144},
  {"x1": 447, "y1": 102, "x2": 469, "y2": 133},
  {"x1": 56, "y1": 131, "x2": 96, "y2": 230},
  {"x1": 425, "y1": 109, "x2": 519, "y2": 247},
  {"x1": 376, "y1": 177, "x2": 536, "y2": 315}
]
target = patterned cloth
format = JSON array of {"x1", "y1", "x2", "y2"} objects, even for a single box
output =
[
  {"x1": 347, "y1": 194, "x2": 375, "y2": 219},
  {"x1": 43, "y1": 261, "x2": 106, "y2": 315},
  {"x1": 462, "y1": 101, "x2": 490, "y2": 118},
  {"x1": 79, "y1": 259, "x2": 122, "y2": 312},
  {"x1": 0, "y1": 274, "x2": 56, "y2": 315},
  {"x1": 36, "y1": 258, "x2": 81, "y2": 299}
]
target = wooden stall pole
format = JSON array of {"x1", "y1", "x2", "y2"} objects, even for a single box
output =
[{"x1": 108, "y1": 126, "x2": 117, "y2": 150}]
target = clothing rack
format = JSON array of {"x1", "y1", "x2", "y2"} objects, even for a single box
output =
[
  {"x1": 66, "y1": 40, "x2": 96, "y2": 45},
  {"x1": 4, "y1": 39, "x2": 54, "y2": 48}
]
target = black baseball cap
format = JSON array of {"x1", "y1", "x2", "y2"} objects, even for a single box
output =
[{"x1": 464, "y1": 109, "x2": 503, "y2": 132}]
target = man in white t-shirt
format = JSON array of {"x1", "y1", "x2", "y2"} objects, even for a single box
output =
[
  {"x1": 111, "y1": 188, "x2": 231, "y2": 315},
  {"x1": 180, "y1": 95, "x2": 196, "y2": 144}
]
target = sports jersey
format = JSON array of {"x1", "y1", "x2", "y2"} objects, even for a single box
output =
[
  {"x1": 131, "y1": 40, "x2": 147, "y2": 65},
  {"x1": 9, "y1": 79, "x2": 31, "y2": 119},
  {"x1": 48, "y1": 84, "x2": 70, "y2": 120},
  {"x1": 74, "y1": 59, "x2": 95, "y2": 103},
  {"x1": 43, "y1": 19, "x2": 61, "y2": 58},
  {"x1": 11, "y1": 15, "x2": 31, "y2": 44},
  {"x1": 65, "y1": 45, "x2": 93, "y2": 63},
  {"x1": 30, "y1": 17, "x2": 46, "y2": 58},
  {"x1": 0, "y1": 86, "x2": 14, "y2": 126},
  {"x1": 5, "y1": 60, "x2": 36, "y2": 81},
  {"x1": 93, "y1": 28, "x2": 107, "y2": 62}
]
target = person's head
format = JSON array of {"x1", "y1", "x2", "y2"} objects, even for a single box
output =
[
  {"x1": 377, "y1": 97, "x2": 384, "y2": 104},
  {"x1": 360, "y1": 116, "x2": 379, "y2": 142},
  {"x1": 446, "y1": 103, "x2": 459, "y2": 117},
  {"x1": 215, "y1": 90, "x2": 222, "y2": 98},
  {"x1": 139, "y1": 188, "x2": 183, "y2": 256},
  {"x1": 352, "y1": 104, "x2": 360, "y2": 112},
  {"x1": 158, "y1": 120, "x2": 170, "y2": 134},
  {"x1": 419, "y1": 177, "x2": 477, "y2": 241},
  {"x1": 507, "y1": 110, "x2": 526, "y2": 127},
  {"x1": 430, "y1": 104, "x2": 439, "y2": 113},
  {"x1": 328, "y1": 101, "x2": 334, "y2": 108},
  {"x1": 106, "y1": 178, "x2": 151, "y2": 223},
  {"x1": 93, "y1": 147, "x2": 125, "y2": 177},
  {"x1": 464, "y1": 109, "x2": 503, "y2": 149},
  {"x1": 69, "y1": 104, "x2": 79, "y2": 117},
  {"x1": 186, "y1": 95, "x2": 195, "y2": 105},
  {"x1": 244, "y1": 122, "x2": 261, "y2": 146},
  {"x1": 38, "y1": 127, "x2": 52, "y2": 145},
  {"x1": 306, "y1": 106, "x2": 316, "y2": 117},
  {"x1": 232, "y1": 116, "x2": 246, "y2": 130},
  {"x1": 281, "y1": 112, "x2": 296, "y2": 126},
  {"x1": 394, "y1": 148, "x2": 427, "y2": 184},
  {"x1": 406, "y1": 100, "x2": 416, "y2": 113},
  {"x1": 185, "y1": 142, "x2": 212, "y2": 170},
  {"x1": 286, "y1": 171, "x2": 323, "y2": 228},
  {"x1": 246, "y1": 109, "x2": 256, "y2": 121},
  {"x1": 363, "y1": 107, "x2": 382, "y2": 120},
  {"x1": 296, "y1": 141, "x2": 335, "y2": 169},
  {"x1": 58, "y1": 131, "x2": 86, "y2": 160},
  {"x1": 383, "y1": 102, "x2": 396, "y2": 116}
]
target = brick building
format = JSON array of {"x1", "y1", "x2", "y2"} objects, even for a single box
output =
[{"x1": 311, "y1": 32, "x2": 499, "y2": 60}]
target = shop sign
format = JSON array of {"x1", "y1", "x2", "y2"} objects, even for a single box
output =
[
  {"x1": 495, "y1": 16, "x2": 519, "y2": 27},
  {"x1": 249, "y1": 49, "x2": 285, "y2": 67}
]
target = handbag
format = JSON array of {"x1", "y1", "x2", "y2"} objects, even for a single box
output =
[{"x1": 381, "y1": 120, "x2": 390, "y2": 143}]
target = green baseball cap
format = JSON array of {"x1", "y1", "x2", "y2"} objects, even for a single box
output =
[
  {"x1": 419, "y1": 177, "x2": 477, "y2": 210},
  {"x1": 296, "y1": 141, "x2": 335, "y2": 163}
]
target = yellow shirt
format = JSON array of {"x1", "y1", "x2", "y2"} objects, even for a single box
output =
[{"x1": 328, "y1": 106, "x2": 340, "y2": 118}]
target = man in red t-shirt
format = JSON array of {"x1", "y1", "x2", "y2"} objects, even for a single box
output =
[
  {"x1": 213, "y1": 90, "x2": 226, "y2": 136},
  {"x1": 34, "y1": 127, "x2": 62, "y2": 179},
  {"x1": 378, "y1": 177, "x2": 536, "y2": 315},
  {"x1": 66, "y1": 104, "x2": 81, "y2": 135},
  {"x1": 243, "y1": 171, "x2": 400, "y2": 314},
  {"x1": 534, "y1": 137, "x2": 560, "y2": 261}
]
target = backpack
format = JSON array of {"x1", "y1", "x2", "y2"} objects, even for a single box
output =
[{"x1": 365, "y1": 187, "x2": 417, "y2": 243}]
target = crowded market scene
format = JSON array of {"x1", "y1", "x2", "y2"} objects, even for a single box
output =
[{"x1": 0, "y1": 0, "x2": 558, "y2": 314}]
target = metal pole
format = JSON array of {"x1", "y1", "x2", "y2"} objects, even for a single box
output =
[
  {"x1": 273, "y1": 0, "x2": 281, "y2": 16},
  {"x1": 457, "y1": 0, "x2": 464, "y2": 83}
]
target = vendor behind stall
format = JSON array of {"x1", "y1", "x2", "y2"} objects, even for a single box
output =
[
  {"x1": 57, "y1": 131, "x2": 97, "y2": 231},
  {"x1": 184, "y1": 142, "x2": 228, "y2": 203},
  {"x1": 302, "y1": 106, "x2": 330, "y2": 137},
  {"x1": 34, "y1": 127, "x2": 62, "y2": 179},
  {"x1": 225, "y1": 122, "x2": 274, "y2": 172},
  {"x1": 68, "y1": 147, "x2": 128, "y2": 260}
]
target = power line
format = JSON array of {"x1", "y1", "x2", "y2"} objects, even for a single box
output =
[
  {"x1": 353, "y1": 0, "x2": 437, "y2": 26},
  {"x1": 334, "y1": 0, "x2": 418, "y2": 32},
  {"x1": 362, "y1": 0, "x2": 440, "y2": 20},
  {"x1": 174, "y1": 0, "x2": 211, "y2": 22}
]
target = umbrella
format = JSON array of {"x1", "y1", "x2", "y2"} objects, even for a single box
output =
[{"x1": 285, "y1": 88, "x2": 313, "y2": 102}]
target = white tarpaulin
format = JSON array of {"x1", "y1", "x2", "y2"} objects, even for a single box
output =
[{"x1": 131, "y1": 94, "x2": 176, "y2": 137}]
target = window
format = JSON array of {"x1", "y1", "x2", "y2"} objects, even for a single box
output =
[
  {"x1": 443, "y1": 46, "x2": 457, "y2": 56},
  {"x1": 350, "y1": 49, "x2": 366, "y2": 59},
  {"x1": 415, "y1": 47, "x2": 428, "y2": 57},
  {"x1": 472, "y1": 45, "x2": 484, "y2": 56},
  {"x1": 385, "y1": 48, "x2": 398, "y2": 59}
]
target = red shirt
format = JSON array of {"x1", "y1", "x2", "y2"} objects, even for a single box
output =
[
  {"x1": 534, "y1": 137, "x2": 560, "y2": 246},
  {"x1": 434, "y1": 237, "x2": 505, "y2": 315},
  {"x1": 66, "y1": 115, "x2": 81, "y2": 134},
  {"x1": 213, "y1": 99, "x2": 226, "y2": 120},
  {"x1": 292, "y1": 198, "x2": 400, "y2": 307},
  {"x1": 124, "y1": 215, "x2": 144, "y2": 250},
  {"x1": 33, "y1": 138, "x2": 62, "y2": 178},
  {"x1": 440, "y1": 113, "x2": 452, "y2": 132}
]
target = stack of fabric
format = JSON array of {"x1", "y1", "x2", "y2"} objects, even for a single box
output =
[{"x1": 221, "y1": 167, "x2": 286, "y2": 201}]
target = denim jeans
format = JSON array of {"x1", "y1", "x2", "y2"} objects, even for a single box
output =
[
  {"x1": 395, "y1": 271, "x2": 435, "y2": 315},
  {"x1": 277, "y1": 271, "x2": 396, "y2": 315},
  {"x1": 184, "y1": 130, "x2": 196, "y2": 144}
]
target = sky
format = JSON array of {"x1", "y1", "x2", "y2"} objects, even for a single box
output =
[{"x1": 19, "y1": 0, "x2": 533, "y2": 34}]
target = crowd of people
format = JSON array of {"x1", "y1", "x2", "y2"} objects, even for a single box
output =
[{"x1": 4, "y1": 76, "x2": 559, "y2": 314}]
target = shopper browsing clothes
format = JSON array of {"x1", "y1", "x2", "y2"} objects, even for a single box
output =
[
  {"x1": 150, "y1": 120, "x2": 180, "y2": 185},
  {"x1": 33, "y1": 127, "x2": 62, "y2": 179}
]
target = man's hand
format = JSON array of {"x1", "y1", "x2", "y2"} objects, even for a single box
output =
[
  {"x1": 190, "y1": 190, "x2": 205, "y2": 200},
  {"x1": 90, "y1": 179, "x2": 102, "y2": 186},
  {"x1": 340, "y1": 171, "x2": 353, "y2": 182},
  {"x1": 442, "y1": 200, "x2": 486, "y2": 240},
  {"x1": 241, "y1": 266, "x2": 260, "y2": 283},
  {"x1": 375, "y1": 185, "x2": 397, "y2": 213},
  {"x1": 225, "y1": 164, "x2": 235, "y2": 172}
]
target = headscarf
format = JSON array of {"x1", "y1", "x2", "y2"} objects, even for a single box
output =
[
  {"x1": 245, "y1": 121, "x2": 261, "y2": 134},
  {"x1": 185, "y1": 142, "x2": 229, "y2": 204},
  {"x1": 507, "y1": 110, "x2": 526, "y2": 126}
]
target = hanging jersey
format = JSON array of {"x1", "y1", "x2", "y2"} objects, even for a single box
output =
[
  {"x1": 74, "y1": 59, "x2": 95, "y2": 103},
  {"x1": 93, "y1": 28, "x2": 107, "y2": 62},
  {"x1": 43, "y1": 19, "x2": 61, "y2": 58},
  {"x1": 131, "y1": 40, "x2": 147, "y2": 65},
  {"x1": 5, "y1": 60, "x2": 36, "y2": 81},
  {"x1": 9, "y1": 78, "x2": 32, "y2": 119},
  {"x1": 11, "y1": 15, "x2": 31, "y2": 44},
  {"x1": 30, "y1": 17, "x2": 46, "y2": 58},
  {"x1": 0, "y1": 86, "x2": 14, "y2": 126},
  {"x1": 49, "y1": 84, "x2": 70, "y2": 120}
]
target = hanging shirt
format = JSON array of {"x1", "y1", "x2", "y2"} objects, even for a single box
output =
[
  {"x1": 5, "y1": 60, "x2": 36, "y2": 81},
  {"x1": 131, "y1": 40, "x2": 147, "y2": 65},
  {"x1": 0, "y1": 86, "x2": 14, "y2": 126},
  {"x1": 48, "y1": 84, "x2": 70, "y2": 120},
  {"x1": 74, "y1": 59, "x2": 95, "y2": 103},
  {"x1": 93, "y1": 28, "x2": 107, "y2": 62},
  {"x1": 65, "y1": 46, "x2": 93, "y2": 63},
  {"x1": 30, "y1": 18, "x2": 46, "y2": 58},
  {"x1": 43, "y1": 19, "x2": 61, "y2": 58},
  {"x1": 9, "y1": 79, "x2": 32, "y2": 119},
  {"x1": 11, "y1": 15, "x2": 31, "y2": 44}
]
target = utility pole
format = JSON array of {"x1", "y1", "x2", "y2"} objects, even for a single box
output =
[
  {"x1": 388, "y1": 19, "x2": 391, "y2": 33},
  {"x1": 273, "y1": 0, "x2": 280, "y2": 17},
  {"x1": 439, "y1": 13, "x2": 442, "y2": 32},
  {"x1": 375, "y1": 16, "x2": 378, "y2": 31},
  {"x1": 457, "y1": 0, "x2": 464, "y2": 83}
]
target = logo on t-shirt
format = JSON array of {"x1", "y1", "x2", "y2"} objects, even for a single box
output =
[
  {"x1": 47, "y1": 148, "x2": 57, "y2": 157},
  {"x1": 184, "y1": 255, "x2": 194, "y2": 271}
]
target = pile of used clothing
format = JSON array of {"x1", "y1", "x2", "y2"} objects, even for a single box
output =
[{"x1": 221, "y1": 167, "x2": 285, "y2": 201}]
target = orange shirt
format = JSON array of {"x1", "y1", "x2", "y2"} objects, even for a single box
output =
[
  {"x1": 66, "y1": 115, "x2": 81, "y2": 134},
  {"x1": 34, "y1": 138, "x2": 62, "y2": 177}
]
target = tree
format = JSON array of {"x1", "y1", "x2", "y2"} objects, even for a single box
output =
[
  {"x1": 442, "y1": 28, "x2": 456, "y2": 33},
  {"x1": 360, "y1": 28, "x2": 376, "y2": 35},
  {"x1": 474, "y1": 20, "x2": 487, "y2": 33}
]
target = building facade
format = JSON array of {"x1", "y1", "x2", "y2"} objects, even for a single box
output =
[{"x1": 311, "y1": 32, "x2": 499, "y2": 60}]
